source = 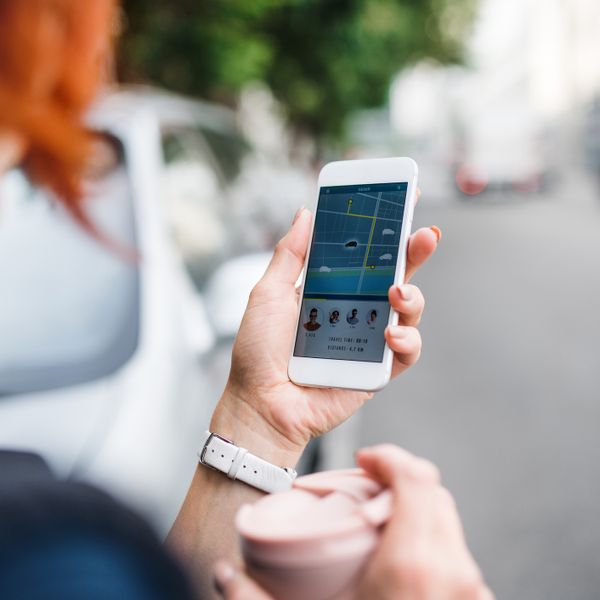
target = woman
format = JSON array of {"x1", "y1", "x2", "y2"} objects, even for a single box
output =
[{"x1": 0, "y1": 1, "x2": 491, "y2": 599}]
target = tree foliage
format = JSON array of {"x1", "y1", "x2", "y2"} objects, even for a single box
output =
[{"x1": 118, "y1": 0, "x2": 475, "y2": 140}]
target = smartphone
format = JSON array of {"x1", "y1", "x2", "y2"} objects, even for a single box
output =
[{"x1": 288, "y1": 157, "x2": 418, "y2": 391}]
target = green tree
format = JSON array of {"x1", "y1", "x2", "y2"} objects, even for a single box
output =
[{"x1": 118, "y1": 0, "x2": 475, "y2": 142}]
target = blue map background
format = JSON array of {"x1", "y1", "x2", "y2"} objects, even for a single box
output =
[{"x1": 305, "y1": 182, "x2": 407, "y2": 297}]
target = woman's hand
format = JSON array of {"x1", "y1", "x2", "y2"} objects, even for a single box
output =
[
  {"x1": 213, "y1": 446, "x2": 493, "y2": 600},
  {"x1": 168, "y1": 208, "x2": 438, "y2": 597},
  {"x1": 211, "y1": 207, "x2": 440, "y2": 463},
  {"x1": 354, "y1": 445, "x2": 493, "y2": 600}
]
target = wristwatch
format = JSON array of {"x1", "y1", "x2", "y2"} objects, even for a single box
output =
[{"x1": 198, "y1": 431, "x2": 297, "y2": 493}]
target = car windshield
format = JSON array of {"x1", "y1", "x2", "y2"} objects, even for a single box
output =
[
  {"x1": 0, "y1": 159, "x2": 139, "y2": 396},
  {"x1": 161, "y1": 125, "x2": 252, "y2": 291},
  {"x1": 198, "y1": 125, "x2": 250, "y2": 182}
]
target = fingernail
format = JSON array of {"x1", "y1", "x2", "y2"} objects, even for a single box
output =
[
  {"x1": 388, "y1": 325, "x2": 407, "y2": 338},
  {"x1": 361, "y1": 490, "x2": 394, "y2": 527},
  {"x1": 355, "y1": 446, "x2": 373, "y2": 462},
  {"x1": 430, "y1": 226, "x2": 442, "y2": 242},
  {"x1": 397, "y1": 284, "x2": 412, "y2": 301},
  {"x1": 354, "y1": 447, "x2": 366, "y2": 460},
  {"x1": 214, "y1": 561, "x2": 236, "y2": 595},
  {"x1": 293, "y1": 206, "x2": 305, "y2": 224}
]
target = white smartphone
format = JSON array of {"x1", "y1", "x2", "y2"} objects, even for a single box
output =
[{"x1": 288, "y1": 157, "x2": 418, "y2": 391}]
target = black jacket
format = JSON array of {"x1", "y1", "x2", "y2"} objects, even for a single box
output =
[{"x1": 0, "y1": 451, "x2": 194, "y2": 600}]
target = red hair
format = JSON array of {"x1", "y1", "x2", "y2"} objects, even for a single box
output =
[{"x1": 0, "y1": 0, "x2": 117, "y2": 226}]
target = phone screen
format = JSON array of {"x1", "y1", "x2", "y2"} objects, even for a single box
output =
[{"x1": 293, "y1": 182, "x2": 408, "y2": 363}]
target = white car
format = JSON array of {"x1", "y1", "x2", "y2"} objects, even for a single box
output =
[
  {"x1": 0, "y1": 88, "x2": 342, "y2": 535},
  {"x1": 0, "y1": 94, "x2": 264, "y2": 535}
]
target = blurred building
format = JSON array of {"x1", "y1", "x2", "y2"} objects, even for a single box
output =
[
  {"x1": 386, "y1": 0, "x2": 600, "y2": 196},
  {"x1": 392, "y1": 0, "x2": 600, "y2": 126},
  {"x1": 526, "y1": 0, "x2": 600, "y2": 119}
]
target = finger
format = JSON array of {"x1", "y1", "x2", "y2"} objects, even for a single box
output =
[
  {"x1": 405, "y1": 226, "x2": 440, "y2": 282},
  {"x1": 389, "y1": 284, "x2": 425, "y2": 327},
  {"x1": 432, "y1": 486, "x2": 466, "y2": 541},
  {"x1": 356, "y1": 446, "x2": 443, "y2": 567},
  {"x1": 356, "y1": 444, "x2": 440, "y2": 487},
  {"x1": 479, "y1": 586, "x2": 496, "y2": 600},
  {"x1": 214, "y1": 561, "x2": 274, "y2": 600},
  {"x1": 262, "y1": 207, "x2": 312, "y2": 286},
  {"x1": 385, "y1": 325, "x2": 422, "y2": 370}
]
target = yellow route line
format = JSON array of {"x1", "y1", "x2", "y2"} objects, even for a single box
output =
[
  {"x1": 347, "y1": 212, "x2": 373, "y2": 219},
  {"x1": 362, "y1": 213, "x2": 377, "y2": 269},
  {"x1": 345, "y1": 198, "x2": 378, "y2": 269},
  {"x1": 347, "y1": 200, "x2": 374, "y2": 218}
]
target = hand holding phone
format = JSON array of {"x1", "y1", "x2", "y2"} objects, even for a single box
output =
[
  {"x1": 289, "y1": 157, "x2": 419, "y2": 391},
  {"x1": 211, "y1": 156, "x2": 437, "y2": 459}
]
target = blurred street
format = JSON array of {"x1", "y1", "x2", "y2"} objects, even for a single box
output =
[{"x1": 361, "y1": 168, "x2": 600, "y2": 599}]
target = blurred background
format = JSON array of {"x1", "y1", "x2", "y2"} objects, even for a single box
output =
[{"x1": 1, "y1": 0, "x2": 600, "y2": 598}]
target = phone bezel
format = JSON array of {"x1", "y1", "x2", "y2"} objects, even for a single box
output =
[{"x1": 288, "y1": 157, "x2": 418, "y2": 392}]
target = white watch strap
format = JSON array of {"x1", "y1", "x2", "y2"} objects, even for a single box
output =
[{"x1": 198, "y1": 431, "x2": 297, "y2": 493}]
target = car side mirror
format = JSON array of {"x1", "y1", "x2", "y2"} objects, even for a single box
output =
[{"x1": 203, "y1": 252, "x2": 272, "y2": 340}]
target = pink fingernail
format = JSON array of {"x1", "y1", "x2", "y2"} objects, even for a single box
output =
[
  {"x1": 430, "y1": 226, "x2": 442, "y2": 242},
  {"x1": 355, "y1": 446, "x2": 374, "y2": 461},
  {"x1": 361, "y1": 490, "x2": 394, "y2": 527},
  {"x1": 388, "y1": 326, "x2": 407, "y2": 338},
  {"x1": 213, "y1": 561, "x2": 236, "y2": 595},
  {"x1": 397, "y1": 284, "x2": 412, "y2": 301},
  {"x1": 293, "y1": 206, "x2": 306, "y2": 224}
]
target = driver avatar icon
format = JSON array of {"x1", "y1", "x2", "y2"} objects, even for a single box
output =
[
  {"x1": 303, "y1": 307, "x2": 322, "y2": 331},
  {"x1": 329, "y1": 309, "x2": 340, "y2": 325},
  {"x1": 346, "y1": 308, "x2": 359, "y2": 325},
  {"x1": 367, "y1": 309, "x2": 378, "y2": 325}
]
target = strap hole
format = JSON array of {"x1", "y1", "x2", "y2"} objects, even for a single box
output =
[
  {"x1": 221, "y1": 454, "x2": 224, "y2": 458},
  {"x1": 254, "y1": 470, "x2": 257, "y2": 474},
  {"x1": 243, "y1": 465, "x2": 246, "y2": 468}
]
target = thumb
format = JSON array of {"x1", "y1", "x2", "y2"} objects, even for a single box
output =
[
  {"x1": 214, "y1": 561, "x2": 274, "y2": 600},
  {"x1": 356, "y1": 444, "x2": 440, "y2": 487},
  {"x1": 262, "y1": 207, "x2": 312, "y2": 286}
]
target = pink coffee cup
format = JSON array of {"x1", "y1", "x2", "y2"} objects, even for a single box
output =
[{"x1": 236, "y1": 468, "x2": 393, "y2": 600}]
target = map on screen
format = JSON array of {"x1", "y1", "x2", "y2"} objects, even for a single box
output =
[{"x1": 304, "y1": 182, "x2": 407, "y2": 297}]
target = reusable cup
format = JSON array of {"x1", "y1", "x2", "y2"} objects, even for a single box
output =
[{"x1": 236, "y1": 468, "x2": 393, "y2": 600}]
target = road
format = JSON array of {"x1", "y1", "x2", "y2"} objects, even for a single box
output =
[{"x1": 358, "y1": 170, "x2": 600, "y2": 599}]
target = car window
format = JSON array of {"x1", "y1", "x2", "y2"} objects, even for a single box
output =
[
  {"x1": 197, "y1": 126, "x2": 250, "y2": 182},
  {"x1": 0, "y1": 158, "x2": 139, "y2": 396},
  {"x1": 160, "y1": 127, "x2": 238, "y2": 291}
]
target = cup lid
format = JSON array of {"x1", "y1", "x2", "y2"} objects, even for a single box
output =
[{"x1": 236, "y1": 469, "x2": 393, "y2": 545}]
